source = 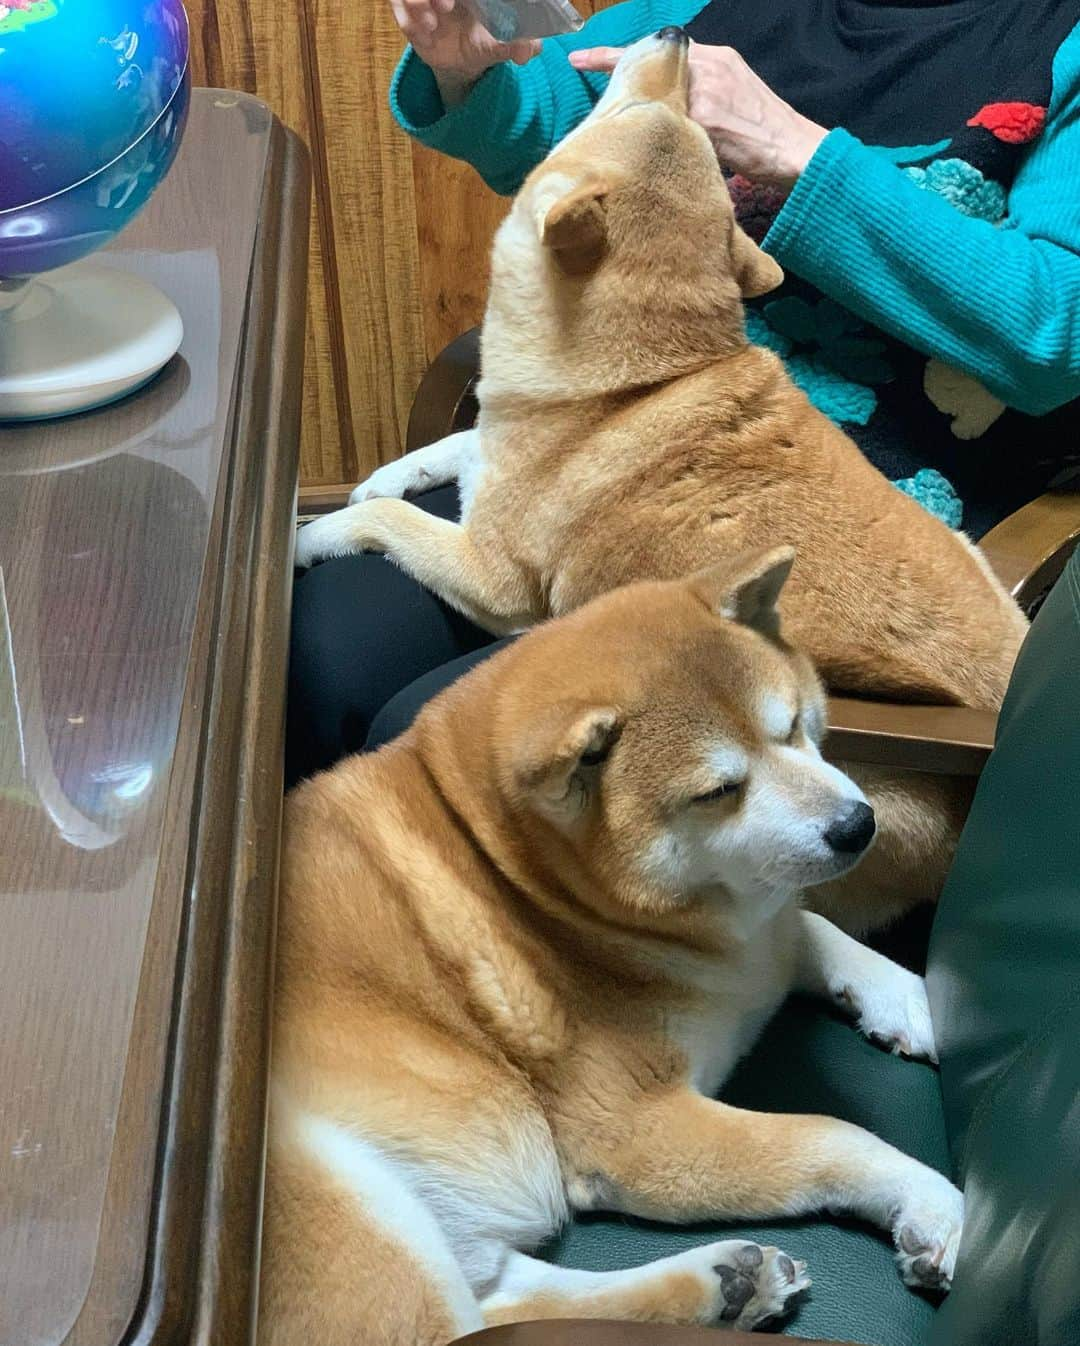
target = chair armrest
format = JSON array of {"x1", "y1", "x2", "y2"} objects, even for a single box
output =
[
  {"x1": 978, "y1": 487, "x2": 1080, "y2": 611},
  {"x1": 454, "y1": 1321, "x2": 861, "y2": 1346},
  {"x1": 825, "y1": 697, "x2": 996, "y2": 775},
  {"x1": 407, "y1": 327, "x2": 483, "y2": 452}
]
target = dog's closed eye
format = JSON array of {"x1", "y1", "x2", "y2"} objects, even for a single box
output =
[{"x1": 692, "y1": 779, "x2": 743, "y2": 804}]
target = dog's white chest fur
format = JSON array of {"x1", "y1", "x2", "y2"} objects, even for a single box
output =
[{"x1": 663, "y1": 907, "x2": 799, "y2": 1098}]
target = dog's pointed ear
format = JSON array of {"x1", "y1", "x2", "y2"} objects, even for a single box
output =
[
  {"x1": 689, "y1": 545, "x2": 796, "y2": 640},
  {"x1": 730, "y1": 225, "x2": 784, "y2": 298},
  {"x1": 514, "y1": 702, "x2": 621, "y2": 818},
  {"x1": 537, "y1": 178, "x2": 610, "y2": 276}
]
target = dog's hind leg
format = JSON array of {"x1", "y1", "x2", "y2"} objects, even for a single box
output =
[
  {"x1": 259, "y1": 1114, "x2": 483, "y2": 1346},
  {"x1": 348, "y1": 430, "x2": 476, "y2": 504},
  {"x1": 294, "y1": 497, "x2": 534, "y2": 635},
  {"x1": 480, "y1": 1245, "x2": 808, "y2": 1332}
]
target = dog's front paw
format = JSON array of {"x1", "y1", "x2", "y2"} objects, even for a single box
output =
[
  {"x1": 893, "y1": 1172, "x2": 964, "y2": 1292},
  {"x1": 836, "y1": 963, "x2": 938, "y2": 1064},
  {"x1": 705, "y1": 1241, "x2": 810, "y2": 1330},
  {"x1": 294, "y1": 514, "x2": 341, "y2": 569},
  {"x1": 349, "y1": 460, "x2": 418, "y2": 504},
  {"x1": 295, "y1": 506, "x2": 377, "y2": 569}
]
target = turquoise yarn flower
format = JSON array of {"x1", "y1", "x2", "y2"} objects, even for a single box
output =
[
  {"x1": 786, "y1": 355, "x2": 878, "y2": 426},
  {"x1": 903, "y1": 158, "x2": 1006, "y2": 222},
  {"x1": 765, "y1": 297, "x2": 894, "y2": 386},
  {"x1": 745, "y1": 308, "x2": 791, "y2": 357},
  {"x1": 745, "y1": 309, "x2": 879, "y2": 425},
  {"x1": 894, "y1": 468, "x2": 964, "y2": 529},
  {"x1": 747, "y1": 312, "x2": 964, "y2": 525}
]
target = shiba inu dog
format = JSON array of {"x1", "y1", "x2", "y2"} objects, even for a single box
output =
[
  {"x1": 295, "y1": 29, "x2": 1028, "y2": 936},
  {"x1": 259, "y1": 555, "x2": 963, "y2": 1346}
]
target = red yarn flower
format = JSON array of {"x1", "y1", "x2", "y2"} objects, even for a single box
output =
[{"x1": 967, "y1": 102, "x2": 1047, "y2": 145}]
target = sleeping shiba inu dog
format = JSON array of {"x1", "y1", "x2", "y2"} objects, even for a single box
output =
[
  {"x1": 295, "y1": 29, "x2": 1028, "y2": 936},
  {"x1": 259, "y1": 555, "x2": 963, "y2": 1346}
]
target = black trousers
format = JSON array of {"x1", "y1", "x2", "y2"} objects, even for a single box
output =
[{"x1": 285, "y1": 488, "x2": 511, "y2": 788}]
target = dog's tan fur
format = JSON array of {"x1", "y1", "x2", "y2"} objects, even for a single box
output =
[
  {"x1": 261, "y1": 559, "x2": 964, "y2": 1346},
  {"x1": 297, "y1": 35, "x2": 1027, "y2": 934}
]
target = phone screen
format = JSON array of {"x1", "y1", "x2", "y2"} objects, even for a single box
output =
[{"x1": 462, "y1": 0, "x2": 584, "y2": 42}]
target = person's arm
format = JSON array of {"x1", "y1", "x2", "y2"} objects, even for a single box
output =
[
  {"x1": 390, "y1": 0, "x2": 708, "y2": 196},
  {"x1": 764, "y1": 23, "x2": 1080, "y2": 418}
]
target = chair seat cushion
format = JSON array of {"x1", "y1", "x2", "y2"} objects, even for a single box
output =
[{"x1": 542, "y1": 998, "x2": 951, "y2": 1346}]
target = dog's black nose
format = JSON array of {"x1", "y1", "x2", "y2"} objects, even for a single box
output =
[
  {"x1": 824, "y1": 802, "x2": 876, "y2": 855},
  {"x1": 656, "y1": 25, "x2": 689, "y2": 44}
]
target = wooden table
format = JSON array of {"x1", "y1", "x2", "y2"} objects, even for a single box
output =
[
  {"x1": 0, "y1": 92, "x2": 309, "y2": 1346},
  {"x1": 459, "y1": 1325, "x2": 856, "y2": 1345}
]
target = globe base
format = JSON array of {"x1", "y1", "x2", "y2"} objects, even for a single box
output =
[{"x1": 0, "y1": 262, "x2": 183, "y2": 422}]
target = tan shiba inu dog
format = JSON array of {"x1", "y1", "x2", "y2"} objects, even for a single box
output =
[
  {"x1": 296, "y1": 29, "x2": 1027, "y2": 936},
  {"x1": 259, "y1": 555, "x2": 963, "y2": 1346}
]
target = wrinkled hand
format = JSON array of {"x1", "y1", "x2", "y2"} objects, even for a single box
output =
[
  {"x1": 569, "y1": 41, "x2": 827, "y2": 186},
  {"x1": 390, "y1": 0, "x2": 540, "y2": 104}
]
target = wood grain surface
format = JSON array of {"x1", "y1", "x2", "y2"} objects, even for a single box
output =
[
  {"x1": 455, "y1": 1321, "x2": 859, "y2": 1345},
  {"x1": 185, "y1": 0, "x2": 619, "y2": 488},
  {"x1": 0, "y1": 92, "x2": 308, "y2": 1346}
]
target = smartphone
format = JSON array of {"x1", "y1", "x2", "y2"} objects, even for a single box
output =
[{"x1": 461, "y1": 0, "x2": 584, "y2": 43}]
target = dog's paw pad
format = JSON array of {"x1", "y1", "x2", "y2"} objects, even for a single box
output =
[
  {"x1": 894, "y1": 1185, "x2": 963, "y2": 1292},
  {"x1": 897, "y1": 1223, "x2": 954, "y2": 1291},
  {"x1": 716, "y1": 1265, "x2": 754, "y2": 1320},
  {"x1": 732, "y1": 1242, "x2": 763, "y2": 1271},
  {"x1": 840, "y1": 971, "x2": 939, "y2": 1064},
  {"x1": 709, "y1": 1242, "x2": 809, "y2": 1330}
]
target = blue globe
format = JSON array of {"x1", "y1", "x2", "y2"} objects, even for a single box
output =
[{"x1": 0, "y1": 0, "x2": 190, "y2": 277}]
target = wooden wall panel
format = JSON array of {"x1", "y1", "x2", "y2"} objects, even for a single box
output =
[
  {"x1": 412, "y1": 145, "x2": 509, "y2": 366},
  {"x1": 186, "y1": 0, "x2": 618, "y2": 488},
  {"x1": 185, "y1": 0, "x2": 344, "y2": 485},
  {"x1": 305, "y1": 0, "x2": 427, "y2": 483}
]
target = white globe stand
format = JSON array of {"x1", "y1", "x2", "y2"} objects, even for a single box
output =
[{"x1": 0, "y1": 261, "x2": 184, "y2": 422}]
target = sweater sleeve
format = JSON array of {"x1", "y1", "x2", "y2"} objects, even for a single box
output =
[
  {"x1": 390, "y1": 0, "x2": 709, "y2": 196},
  {"x1": 764, "y1": 22, "x2": 1080, "y2": 418}
]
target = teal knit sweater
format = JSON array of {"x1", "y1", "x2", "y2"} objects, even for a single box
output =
[{"x1": 390, "y1": 1, "x2": 1080, "y2": 533}]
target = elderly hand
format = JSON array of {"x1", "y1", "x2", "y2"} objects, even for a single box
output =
[
  {"x1": 390, "y1": 0, "x2": 541, "y2": 105},
  {"x1": 569, "y1": 41, "x2": 827, "y2": 187}
]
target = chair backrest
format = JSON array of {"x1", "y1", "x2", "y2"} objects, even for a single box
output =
[
  {"x1": 926, "y1": 544, "x2": 1080, "y2": 1346},
  {"x1": 978, "y1": 490, "x2": 1080, "y2": 614}
]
